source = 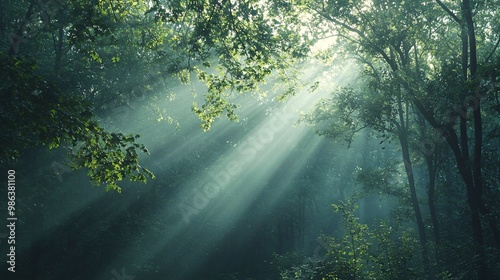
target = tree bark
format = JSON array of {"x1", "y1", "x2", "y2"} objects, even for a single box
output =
[
  {"x1": 396, "y1": 98, "x2": 430, "y2": 277},
  {"x1": 426, "y1": 153, "x2": 440, "y2": 245},
  {"x1": 54, "y1": 25, "x2": 64, "y2": 76},
  {"x1": 0, "y1": 0, "x2": 5, "y2": 39},
  {"x1": 9, "y1": 0, "x2": 35, "y2": 56},
  {"x1": 463, "y1": 1, "x2": 486, "y2": 277}
]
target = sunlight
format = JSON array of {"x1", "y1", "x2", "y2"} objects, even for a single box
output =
[
  {"x1": 5, "y1": 0, "x2": 499, "y2": 278},
  {"x1": 89, "y1": 59, "x2": 358, "y2": 279},
  {"x1": 16, "y1": 56, "x2": 361, "y2": 280}
]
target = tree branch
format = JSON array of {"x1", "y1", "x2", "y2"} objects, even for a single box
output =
[
  {"x1": 9, "y1": 0, "x2": 35, "y2": 55},
  {"x1": 484, "y1": 35, "x2": 500, "y2": 63},
  {"x1": 434, "y1": 0, "x2": 461, "y2": 24}
]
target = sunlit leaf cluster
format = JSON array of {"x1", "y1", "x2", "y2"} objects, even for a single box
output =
[{"x1": 0, "y1": 52, "x2": 154, "y2": 191}]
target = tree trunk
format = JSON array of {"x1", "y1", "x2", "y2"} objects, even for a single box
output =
[
  {"x1": 463, "y1": 1, "x2": 486, "y2": 277},
  {"x1": 396, "y1": 98, "x2": 430, "y2": 277},
  {"x1": 427, "y1": 1, "x2": 487, "y2": 277},
  {"x1": 54, "y1": 25, "x2": 64, "y2": 76},
  {"x1": 0, "y1": 0, "x2": 5, "y2": 39},
  {"x1": 426, "y1": 153, "x2": 441, "y2": 247},
  {"x1": 416, "y1": 110, "x2": 441, "y2": 250},
  {"x1": 9, "y1": 0, "x2": 35, "y2": 56},
  {"x1": 443, "y1": 126, "x2": 485, "y2": 279},
  {"x1": 427, "y1": 167, "x2": 439, "y2": 244}
]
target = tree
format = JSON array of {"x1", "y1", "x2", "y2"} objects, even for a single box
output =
[
  {"x1": 295, "y1": 0, "x2": 500, "y2": 277},
  {"x1": 0, "y1": 0, "x2": 311, "y2": 189},
  {"x1": 148, "y1": 0, "x2": 313, "y2": 129},
  {"x1": 298, "y1": 0, "x2": 438, "y2": 272},
  {"x1": 0, "y1": 52, "x2": 154, "y2": 192}
]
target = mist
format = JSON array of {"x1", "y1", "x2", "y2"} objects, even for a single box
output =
[{"x1": 2, "y1": 1, "x2": 499, "y2": 279}]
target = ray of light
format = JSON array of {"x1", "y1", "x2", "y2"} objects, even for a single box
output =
[
  {"x1": 87, "y1": 61, "x2": 360, "y2": 279},
  {"x1": 20, "y1": 59, "x2": 359, "y2": 280}
]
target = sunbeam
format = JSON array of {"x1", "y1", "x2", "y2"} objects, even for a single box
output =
[
  {"x1": 83, "y1": 60, "x2": 360, "y2": 279},
  {"x1": 5, "y1": 1, "x2": 498, "y2": 279}
]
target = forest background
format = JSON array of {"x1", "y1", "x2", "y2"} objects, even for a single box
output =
[{"x1": 0, "y1": 0, "x2": 499, "y2": 279}]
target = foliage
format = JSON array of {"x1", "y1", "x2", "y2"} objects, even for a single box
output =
[
  {"x1": 148, "y1": 0, "x2": 313, "y2": 129},
  {"x1": 323, "y1": 199, "x2": 372, "y2": 280},
  {"x1": 274, "y1": 198, "x2": 422, "y2": 280},
  {"x1": 355, "y1": 165, "x2": 407, "y2": 199},
  {"x1": 371, "y1": 222, "x2": 419, "y2": 280},
  {"x1": 278, "y1": 257, "x2": 333, "y2": 280},
  {"x1": 0, "y1": 51, "x2": 154, "y2": 191},
  {"x1": 269, "y1": 251, "x2": 305, "y2": 278},
  {"x1": 70, "y1": 129, "x2": 155, "y2": 193},
  {"x1": 1, "y1": 0, "x2": 499, "y2": 279},
  {"x1": 299, "y1": 81, "x2": 398, "y2": 146},
  {"x1": 0, "y1": 0, "x2": 312, "y2": 189},
  {"x1": 297, "y1": 0, "x2": 500, "y2": 276}
]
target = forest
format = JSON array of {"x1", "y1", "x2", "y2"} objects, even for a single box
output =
[{"x1": 0, "y1": 0, "x2": 499, "y2": 279}]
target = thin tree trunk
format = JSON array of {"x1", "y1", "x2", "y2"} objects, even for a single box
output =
[
  {"x1": 427, "y1": 155, "x2": 440, "y2": 246},
  {"x1": 54, "y1": 25, "x2": 64, "y2": 76},
  {"x1": 396, "y1": 97, "x2": 430, "y2": 277},
  {"x1": 429, "y1": 1, "x2": 487, "y2": 277},
  {"x1": 425, "y1": 152, "x2": 441, "y2": 268},
  {"x1": 0, "y1": 0, "x2": 5, "y2": 39},
  {"x1": 463, "y1": 1, "x2": 486, "y2": 277},
  {"x1": 9, "y1": 0, "x2": 35, "y2": 56},
  {"x1": 416, "y1": 109, "x2": 441, "y2": 250}
]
